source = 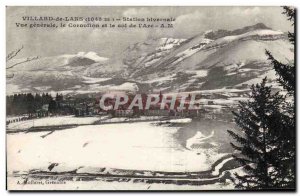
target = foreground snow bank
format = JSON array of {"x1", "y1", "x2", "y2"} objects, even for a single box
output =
[
  {"x1": 7, "y1": 116, "x2": 102, "y2": 131},
  {"x1": 159, "y1": 118, "x2": 192, "y2": 124},
  {"x1": 7, "y1": 121, "x2": 223, "y2": 173}
]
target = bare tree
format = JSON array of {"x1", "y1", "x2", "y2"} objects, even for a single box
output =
[{"x1": 6, "y1": 45, "x2": 39, "y2": 70}]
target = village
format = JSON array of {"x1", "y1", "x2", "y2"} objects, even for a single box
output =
[{"x1": 6, "y1": 88, "x2": 249, "y2": 127}]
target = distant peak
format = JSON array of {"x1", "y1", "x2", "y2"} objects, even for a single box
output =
[
  {"x1": 204, "y1": 23, "x2": 271, "y2": 40},
  {"x1": 76, "y1": 51, "x2": 108, "y2": 62},
  {"x1": 240, "y1": 23, "x2": 271, "y2": 32},
  {"x1": 251, "y1": 23, "x2": 270, "y2": 29}
]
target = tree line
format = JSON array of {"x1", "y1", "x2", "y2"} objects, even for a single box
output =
[{"x1": 6, "y1": 93, "x2": 67, "y2": 115}]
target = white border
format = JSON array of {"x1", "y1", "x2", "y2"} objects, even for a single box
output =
[
  {"x1": 1, "y1": 0, "x2": 299, "y2": 195},
  {"x1": 0, "y1": 0, "x2": 299, "y2": 6}
]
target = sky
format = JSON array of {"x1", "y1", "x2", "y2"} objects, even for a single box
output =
[{"x1": 6, "y1": 6, "x2": 293, "y2": 59}]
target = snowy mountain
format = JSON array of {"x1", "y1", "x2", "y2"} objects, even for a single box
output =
[
  {"x1": 126, "y1": 23, "x2": 293, "y2": 92},
  {"x1": 122, "y1": 37, "x2": 186, "y2": 73},
  {"x1": 6, "y1": 23, "x2": 294, "y2": 95},
  {"x1": 6, "y1": 52, "x2": 131, "y2": 94}
]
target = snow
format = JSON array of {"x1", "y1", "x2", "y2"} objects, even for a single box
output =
[
  {"x1": 144, "y1": 58, "x2": 160, "y2": 67},
  {"x1": 203, "y1": 105, "x2": 224, "y2": 109},
  {"x1": 189, "y1": 88, "x2": 250, "y2": 94},
  {"x1": 170, "y1": 118, "x2": 192, "y2": 123},
  {"x1": 101, "y1": 116, "x2": 164, "y2": 123},
  {"x1": 156, "y1": 38, "x2": 186, "y2": 51},
  {"x1": 240, "y1": 69, "x2": 277, "y2": 86},
  {"x1": 212, "y1": 157, "x2": 234, "y2": 176},
  {"x1": 82, "y1": 76, "x2": 111, "y2": 84},
  {"x1": 73, "y1": 82, "x2": 139, "y2": 94},
  {"x1": 210, "y1": 99, "x2": 235, "y2": 105},
  {"x1": 7, "y1": 116, "x2": 102, "y2": 131},
  {"x1": 245, "y1": 29, "x2": 283, "y2": 36},
  {"x1": 109, "y1": 82, "x2": 139, "y2": 91},
  {"x1": 143, "y1": 74, "x2": 176, "y2": 84},
  {"x1": 186, "y1": 130, "x2": 215, "y2": 150},
  {"x1": 7, "y1": 115, "x2": 29, "y2": 121},
  {"x1": 159, "y1": 118, "x2": 192, "y2": 124},
  {"x1": 163, "y1": 88, "x2": 250, "y2": 98},
  {"x1": 34, "y1": 86, "x2": 52, "y2": 91},
  {"x1": 229, "y1": 97, "x2": 249, "y2": 102},
  {"x1": 7, "y1": 121, "x2": 225, "y2": 174},
  {"x1": 70, "y1": 85, "x2": 82, "y2": 89},
  {"x1": 171, "y1": 39, "x2": 212, "y2": 65},
  {"x1": 226, "y1": 72, "x2": 237, "y2": 76},
  {"x1": 195, "y1": 98, "x2": 235, "y2": 105},
  {"x1": 209, "y1": 29, "x2": 284, "y2": 48},
  {"x1": 101, "y1": 117, "x2": 128, "y2": 123},
  {"x1": 239, "y1": 68, "x2": 258, "y2": 72},
  {"x1": 81, "y1": 82, "x2": 140, "y2": 92},
  {"x1": 185, "y1": 70, "x2": 208, "y2": 78},
  {"x1": 77, "y1": 51, "x2": 109, "y2": 62}
]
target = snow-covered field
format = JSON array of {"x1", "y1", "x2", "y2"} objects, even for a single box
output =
[
  {"x1": 7, "y1": 120, "x2": 231, "y2": 173},
  {"x1": 7, "y1": 116, "x2": 102, "y2": 131},
  {"x1": 7, "y1": 117, "x2": 239, "y2": 190}
]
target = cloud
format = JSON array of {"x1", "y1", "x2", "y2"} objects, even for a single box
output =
[
  {"x1": 123, "y1": 8, "x2": 152, "y2": 17},
  {"x1": 241, "y1": 7, "x2": 261, "y2": 15},
  {"x1": 175, "y1": 10, "x2": 205, "y2": 24},
  {"x1": 171, "y1": 7, "x2": 283, "y2": 37}
]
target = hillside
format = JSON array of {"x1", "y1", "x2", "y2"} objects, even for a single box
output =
[{"x1": 6, "y1": 23, "x2": 294, "y2": 95}]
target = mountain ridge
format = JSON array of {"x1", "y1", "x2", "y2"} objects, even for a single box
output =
[{"x1": 6, "y1": 23, "x2": 293, "y2": 95}]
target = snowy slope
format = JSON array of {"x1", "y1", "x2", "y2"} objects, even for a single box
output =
[
  {"x1": 123, "y1": 37, "x2": 186, "y2": 76},
  {"x1": 126, "y1": 24, "x2": 293, "y2": 92},
  {"x1": 6, "y1": 23, "x2": 294, "y2": 95},
  {"x1": 6, "y1": 51, "x2": 140, "y2": 94}
]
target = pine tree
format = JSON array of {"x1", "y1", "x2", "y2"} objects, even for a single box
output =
[
  {"x1": 228, "y1": 6, "x2": 295, "y2": 189},
  {"x1": 266, "y1": 6, "x2": 295, "y2": 95},
  {"x1": 48, "y1": 99, "x2": 57, "y2": 114},
  {"x1": 282, "y1": 6, "x2": 295, "y2": 45},
  {"x1": 228, "y1": 78, "x2": 285, "y2": 189},
  {"x1": 264, "y1": 6, "x2": 295, "y2": 188}
]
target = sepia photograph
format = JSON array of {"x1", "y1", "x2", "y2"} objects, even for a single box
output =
[{"x1": 5, "y1": 6, "x2": 295, "y2": 191}]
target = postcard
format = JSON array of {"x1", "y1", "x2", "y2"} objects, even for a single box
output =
[{"x1": 6, "y1": 6, "x2": 295, "y2": 191}]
